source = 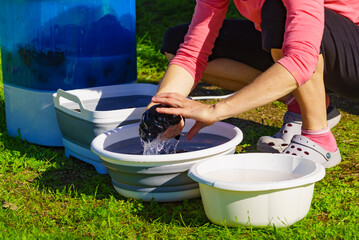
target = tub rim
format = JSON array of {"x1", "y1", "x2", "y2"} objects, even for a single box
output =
[
  {"x1": 91, "y1": 119, "x2": 243, "y2": 165},
  {"x1": 187, "y1": 153, "x2": 326, "y2": 192}
]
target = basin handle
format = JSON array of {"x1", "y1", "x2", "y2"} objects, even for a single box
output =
[{"x1": 54, "y1": 89, "x2": 86, "y2": 113}]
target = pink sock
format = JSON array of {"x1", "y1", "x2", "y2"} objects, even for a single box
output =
[
  {"x1": 284, "y1": 95, "x2": 330, "y2": 115},
  {"x1": 301, "y1": 126, "x2": 337, "y2": 152},
  {"x1": 285, "y1": 96, "x2": 301, "y2": 114}
]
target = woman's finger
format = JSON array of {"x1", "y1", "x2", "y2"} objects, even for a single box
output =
[
  {"x1": 152, "y1": 97, "x2": 184, "y2": 108},
  {"x1": 152, "y1": 93, "x2": 187, "y2": 108},
  {"x1": 160, "y1": 119, "x2": 185, "y2": 139},
  {"x1": 154, "y1": 92, "x2": 185, "y2": 101},
  {"x1": 186, "y1": 122, "x2": 205, "y2": 141},
  {"x1": 155, "y1": 106, "x2": 187, "y2": 116}
]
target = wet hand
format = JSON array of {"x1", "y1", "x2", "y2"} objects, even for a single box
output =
[{"x1": 160, "y1": 118, "x2": 185, "y2": 140}]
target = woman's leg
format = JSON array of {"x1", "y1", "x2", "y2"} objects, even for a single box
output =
[
  {"x1": 165, "y1": 51, "x2": 262, "y2": 91},
  {"x1": 202, "y1": 58, "x2": 262, "y2": 91},
  {"x1": 256, "y1": 0, "x2": 344, "y2": 155},
  {"x1": 280, "y1": 52, "x2": 340, "y2": 167},
  {"x1": 292, "y1": 55, "x2": 327, "y2": 131}
]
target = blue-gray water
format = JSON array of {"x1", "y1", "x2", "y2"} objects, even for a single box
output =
[
  {"x1": 104, "y1": 133, "x2": 230, "y2": 155},
  {"x1": 85, "y1": 95, "x2": 152, "y2": 111}
]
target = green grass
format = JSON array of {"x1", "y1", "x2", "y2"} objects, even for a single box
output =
[{"x1": 1, "y1": 0, "x2": 359, "y2": 239}]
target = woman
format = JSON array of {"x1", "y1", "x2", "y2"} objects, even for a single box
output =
[{"x1": 147, "y1": 0, "x2": 359, "y2": 168}]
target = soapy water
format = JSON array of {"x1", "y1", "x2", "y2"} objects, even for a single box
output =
[{"x1": 104, "y1": 133, "x2": 230, "y2": 155}]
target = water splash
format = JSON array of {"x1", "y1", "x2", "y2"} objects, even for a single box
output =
[{"x1": 141, "y1": 136, "x2": 180, "y2": 155}]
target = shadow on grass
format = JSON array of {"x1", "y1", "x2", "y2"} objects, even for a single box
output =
[
  {"x1": 138, "y1": 198, "x2": 210, "y2": 226},
  {"x1": 0, "y1": 90, "x2": 6, "y2": 133},
  {"x1": 2, "y1": 136, "x2": 119, "y2": 199},
  {"x1": 34, "y1": 157, "x2": 120, "y2": 200},
  {"x1": 330, "y1": 93, "x2": 359, "y2": 116},
  {"x1": 0, "y1": 88, "x2": 118, "y2": 200},
  {"x1": 225, "y1": 117, "x2": 279, "y2": 152}
]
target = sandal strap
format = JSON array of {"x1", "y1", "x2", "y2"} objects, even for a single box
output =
[
  {"x1": 282, "y1": 135, "x2": 341, "y2": 168},
  {"x1": 283, "y1": 105, "x2": 341, "y2": 125},
  {"x1": 283, "y1": 111, "x2": 302, "y2": 124},
  {"x1": 291, "y1": 135, "x2": 334, "y2": 161},
  {"x1": 273, "y1": 122, "x2": 302, "y2": 142}
]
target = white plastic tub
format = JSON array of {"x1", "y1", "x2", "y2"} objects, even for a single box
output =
[
  {"x1": 188, "y1": 153, "x2": 325, "y2": 227},
  {"x1": 4, "y1": 83, "x2": 63, "y2": 146},
  {"x1": 91, "y1": 119, "x2": 243, "y2": 202},
  {"x1": 53, "y1": 83, "x2": 157, "y2": 174}
]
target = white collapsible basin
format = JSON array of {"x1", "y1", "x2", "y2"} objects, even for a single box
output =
[
  {"x1": 91, "y1": 119, "x2": 243, "y2": 202},
  {"x1": 188, "y1": 153, "x2": 325, "y2": 227},
  {"x1": 53, "y1": 83, "x2": 157, "y2": 174}
]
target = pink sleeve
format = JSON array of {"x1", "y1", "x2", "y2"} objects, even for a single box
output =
[
  {"x1": 278, "y1": 0, "x2": 325, "y2": 86},
  {"x1": 170, "y1": 0, "x2": 230, "y2": 85}
]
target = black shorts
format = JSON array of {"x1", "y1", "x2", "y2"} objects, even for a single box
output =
[{"x1": 161, "y1": 0, "x2": 359, "y2": 99}]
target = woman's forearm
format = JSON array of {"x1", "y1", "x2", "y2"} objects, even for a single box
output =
[
  {"x1": 212, "y1": 63, "x2": 298, "y2": 121},
  {"x1": 156, "y1": 64, "x2": 195, "y2": 96},
  {"x1": 147, "y1": 64, "x2": 195, "y2": 109},
  {"x1": 150, "y1": 62, "x2": 298, "y2": 140}
]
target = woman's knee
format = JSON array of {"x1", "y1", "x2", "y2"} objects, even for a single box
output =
[{"x1": 164, "y1": 52, "x2": 175, "y2": 62}]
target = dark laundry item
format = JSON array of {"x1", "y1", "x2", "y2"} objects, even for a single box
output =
[{"x1": 139, "y1": 104, "x2": 183, "y2": 142}]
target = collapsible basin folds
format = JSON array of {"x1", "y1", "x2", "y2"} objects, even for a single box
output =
[
  {"x1": 188, "y1": 153, "x2": 326, "y2": 227},
  {"x1": 53, "y1": 83, "x2": 157, "y2": 174}
]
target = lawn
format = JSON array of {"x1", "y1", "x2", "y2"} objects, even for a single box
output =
[{"x1": 0, "y1": 0, "x2": 358, "y2": 239}]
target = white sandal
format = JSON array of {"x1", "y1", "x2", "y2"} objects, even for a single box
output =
[
  {"x1": 257, "y1": 105, "x2": 341, "y2": 153},
  {"x1": 282, "y1": 135, "x2": 341, "y2": 168}
]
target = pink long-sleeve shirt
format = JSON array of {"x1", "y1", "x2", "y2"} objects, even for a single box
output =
[{"x1": 170, "y1": 0, "x2": 359, "y2": 86}]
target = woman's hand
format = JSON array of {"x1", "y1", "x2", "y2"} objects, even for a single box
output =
[
  {"x1": 159, "y1": 118, "x2": 185, "y2": 140},
  {"x1": 152, "y1": 92, "x2": 218, "y2": 140}
]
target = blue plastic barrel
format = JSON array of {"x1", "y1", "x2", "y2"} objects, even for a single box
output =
[{"x1": 0, "y1": 0, "x2": 136, "y2": 91}]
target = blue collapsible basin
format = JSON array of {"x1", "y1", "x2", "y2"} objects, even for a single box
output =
[{"x1": 0, "y1": 0, "x2": 136, "y2": 91}]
